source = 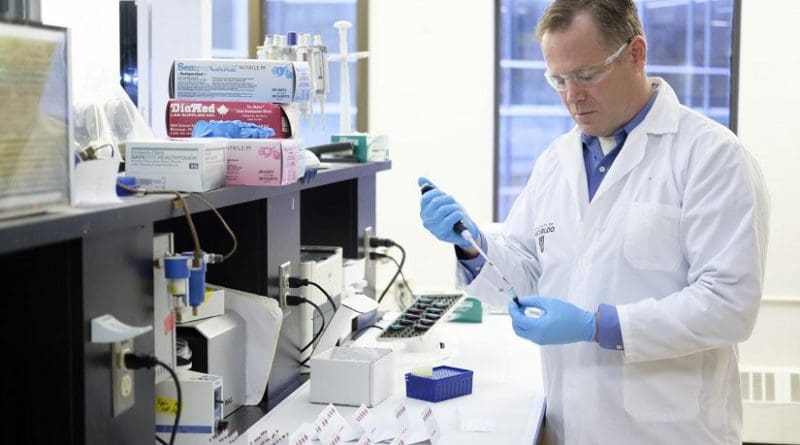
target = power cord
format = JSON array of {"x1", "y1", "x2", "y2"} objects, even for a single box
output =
[
  {"x1": 371, "y1": 251, "x2": 415, "y2": 305},
  {"x1": 188, "y1": 192, "x2": 238, "y2": 261},
  {"x1": 287, "y1": 277, "x2": 337, "y2": 310},
  {"x1": 287, "y1": 295, "x2": 326, "y2": 353},
  {"x1": 351, "y1": 324, "x2": 384, "y2": 341},
  {"x1": 123, "y1": 353, "x2": 181, "y2": 445},
  {"x1": 118, "y1": 183, "x2": 238, "y2": 263},
  {"x1": 298, "y1": 323, "x2": 385, "y2": 369},
  {"x1": 368, "y1": 237, "x2": 408, "y2": 304}
]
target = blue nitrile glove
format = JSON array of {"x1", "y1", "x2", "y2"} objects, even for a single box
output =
[
  {"x1": 299, "y1": 167, "x2": 318, "y2": 185},
  {"x1": 191, "y1": 120, "x2": 276, "y2": 138},
  {"x1": 508, "y1": 296, "x2": 596, "y2": 345},
  {"x1": 418, "y1": 177, "x2": 479, "y2": 248}
]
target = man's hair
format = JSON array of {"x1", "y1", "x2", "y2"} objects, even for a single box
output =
[{"x1": 535, "y1": 0, "x2": 644, "y2": 49}]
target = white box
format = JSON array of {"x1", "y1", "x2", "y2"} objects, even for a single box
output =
[
  {"x1": 310, "y1": 346, "x2": 393, "y2": 407},
  {"x1": 170, "y1": 59, "x2": 311, "y2": 104},
  {"x1": 126, "y1": 139, "x2": 227, "y2": 192},
  {"x1": 225, "y1": 138, "x2": 302, "y2": 186},
  {"x1": 156, "y1": 370, "x2": 223, "y2": 444}
]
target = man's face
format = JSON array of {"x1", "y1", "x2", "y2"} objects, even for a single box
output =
[{"x1": 541, "y1": 13, "x2": 643, "y2": 137}]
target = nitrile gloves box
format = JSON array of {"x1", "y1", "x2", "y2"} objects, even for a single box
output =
[
  {"x1": 170, "y1": 59, "x2": 311, "y2": 104},
  {"x1": 125, "y1": 139, "x2": 227, "y2": 192},
  {"x1": 166, "y1": 100, "x2": 291, "y2": 138},
  {"x1": 310, "y1": 346, "x2": 393, "y2": 407},
  {"x1": 225, "y1": 138, "x2": 302, "y2": 186}
]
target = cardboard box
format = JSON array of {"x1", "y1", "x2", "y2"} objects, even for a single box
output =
[
  {"x1": 170, "y1": 59, "x2": 311, "y2": 104},
  {"x1": 126, "y1": 139, "x2": 227, "y2": 192},
  {"x1": 166, "y1": 100, "x2": 292, "y2": 138},
  {"x1": 310, "y1": 346, "x2": 393, "y2": 407},
  {"x1": 331, "y1": 133, "x2": 389, "y2": 163},
  {"x1": 225, "y1": 138, "x2": 302, "y2": 186}
]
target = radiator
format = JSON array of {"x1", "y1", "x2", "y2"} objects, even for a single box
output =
[{"x1": 741, "y1": 366, "x2": 800, "y2": 444}]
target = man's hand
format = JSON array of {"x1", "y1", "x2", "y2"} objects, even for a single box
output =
[
  {"x1": 508, "y1": 296, "x2": 596, "y2": 345},
  {"x1": 418, "y1": 177, "x2": 479, "y2": 248}
]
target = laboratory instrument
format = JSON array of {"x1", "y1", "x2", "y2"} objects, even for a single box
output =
[{"x1": 419, "y1": 183, "x2": 522, "y2": 307}]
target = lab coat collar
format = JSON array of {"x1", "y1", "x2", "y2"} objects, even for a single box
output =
[
  {"x1": 637, "y1": 77, "x2": 680, "y2": 136},
  {"x1": 557, "y1": 78, "x2": 681, "y2": 213},
  {"x1": 557, "y1": 129, "x2": 591, "y2": 220},
  {"x1": 592, "y1": 78, "x2": 680, "y2": 201}
]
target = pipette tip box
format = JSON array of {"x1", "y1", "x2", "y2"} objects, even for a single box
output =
[{"x1": 405, "y1": 365, "x2": 473, "y2": 402}]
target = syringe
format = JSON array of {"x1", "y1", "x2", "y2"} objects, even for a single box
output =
[{"x1": 420, "y1": 183, "x2": 522, "y2": 308}]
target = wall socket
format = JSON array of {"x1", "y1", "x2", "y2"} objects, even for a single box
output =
[
  {"x1": 278, "y1": 261, "x2": 291, "y2": 310},
  {"x1": 112, "y1": 339, "x2": 135, "y2": 417}
]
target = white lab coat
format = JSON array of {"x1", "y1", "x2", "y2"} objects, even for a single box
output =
[{"x1": 459, "y1": 79, "x2": 770, "y2": 445}]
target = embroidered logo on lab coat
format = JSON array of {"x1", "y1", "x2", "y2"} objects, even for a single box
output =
[{"x1": 534, "y1": 223, "x2": 556, "y2": 253}]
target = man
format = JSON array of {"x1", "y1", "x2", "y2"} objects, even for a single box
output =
[{"x1": 418, "y1": 1, "x2": 769, "y2": 444}]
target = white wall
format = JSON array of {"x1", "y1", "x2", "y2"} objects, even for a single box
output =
[
  {"x1": 40, "y1": 0, "x2": 120, "y2": 103},
  {"x1": 738, "y1": 0, "x2": 800, "y2": 302},
  {"x1": 369, "y1": 0, "x2": 495, "y2": 299},
  {"x1": 737, "y1": 0, "x2": 800, "y2": 368}
]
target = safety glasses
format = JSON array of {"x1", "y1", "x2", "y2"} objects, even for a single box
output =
[{"x1": 543, "y1": 41, "x2": 630, "y2": 92}]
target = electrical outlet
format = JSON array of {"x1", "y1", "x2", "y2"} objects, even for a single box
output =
[
  {"x1": 112, "y1": 339, "x2": 135, "y2": 417},
  {"x1": 362, "y1": 226, "x2": 373, "y2": 259},
  {"x1": 278, "y1": 261, "x2": 291, "y2": 310}
]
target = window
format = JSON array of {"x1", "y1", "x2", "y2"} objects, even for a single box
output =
[
  {"x1": 496, "y1": 0, "x2": 738, "y2": 220},
  {"x1": 211, "y1": 0, "x2": 250, "y2": 59}
]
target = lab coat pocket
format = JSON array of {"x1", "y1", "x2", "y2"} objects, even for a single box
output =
[
  {"x1": 622, "y1": 354, "x2": 702, "y2": 422},
  {"x1": 623, "y1": 202, "x2": 682, "y2": 272}
]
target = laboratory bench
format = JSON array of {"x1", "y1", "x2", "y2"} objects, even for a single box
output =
[
  {"x1": 242, "y1": 311, "x2": 546, "y2": 444},
  {"x1": 1, "y1": 160, "x2": 390, "y2": 444}
]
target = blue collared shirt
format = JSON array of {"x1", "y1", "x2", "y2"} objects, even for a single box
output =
[{"x1": 460, "y1": 89, "x2": 659, "y2": 351}]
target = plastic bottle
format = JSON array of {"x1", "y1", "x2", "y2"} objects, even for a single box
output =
[
  {"x1": 256, "y1": 34, "x2": 271, "y2": 60},
  {"x1": 285, "y1": 31, "x2": 298, "y2": 61}
]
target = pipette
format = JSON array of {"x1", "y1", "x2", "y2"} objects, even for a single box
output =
[
  {"x1": 333, "y1": 20, "x2": 352, "y2": 134},
  {"x1": 419, "y1": 183, "x2": 522, "y2": 308}
]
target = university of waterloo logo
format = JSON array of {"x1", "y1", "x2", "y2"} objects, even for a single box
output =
[{"x1": 534, "y1": 222, "x2": 556, "y2": 253}]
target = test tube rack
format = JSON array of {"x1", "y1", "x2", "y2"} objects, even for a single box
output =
[{"x1": 376, "y1": 293, "x2": 465, "y2": 341}]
